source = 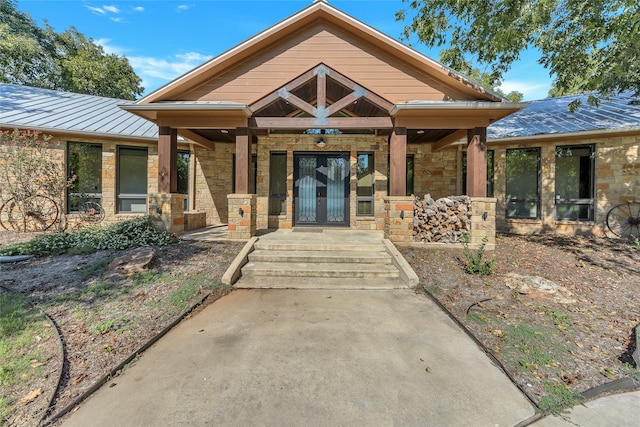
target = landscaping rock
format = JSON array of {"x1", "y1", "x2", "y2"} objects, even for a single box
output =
[
  {"x1": 107, "y1": 247, "x2": 155, "y2": 277},
  {"x1": 505, "y1": 273, "x2": 577, "y2": 304}
]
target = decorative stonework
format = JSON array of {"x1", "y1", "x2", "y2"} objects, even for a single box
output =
[
  {"x1": 383, "y1": 196, "x2": 414, "y2": 243},
  {"x1": 149, "y1": 193, "x2": 185, "y2": 235},
  {"x1": 227, "y1": 194, "x2": 256, "y2": 239}
]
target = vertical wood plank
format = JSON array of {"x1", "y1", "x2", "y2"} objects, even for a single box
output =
[
  {"x1": 466, "y1": 127, "x2": 487, "y2": 197},
  {"x1": 389, "y1": 127, "x2": 407, "y2": 196},
  {"x1": 158, "y1": 126, "x2": 178, "y2": 193},
  {"x1": 235, "y1": 127, "x2": 251, "y2": 194}
]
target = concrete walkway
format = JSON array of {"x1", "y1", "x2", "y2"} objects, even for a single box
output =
[{"x1": 62, "y1": 288, "x2": 535, "y2": 426}]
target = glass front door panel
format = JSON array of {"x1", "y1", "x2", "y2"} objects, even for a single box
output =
[{"x1": 294, "y1": 153, "x2": 349, "y2": 226}]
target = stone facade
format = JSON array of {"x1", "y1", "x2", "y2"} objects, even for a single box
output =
[
  {"x1": 149, "y1": 193, "x2": 185, "y2": 235},
  {"x1": 192, "y1": 144, "x2": 235, "y2": 225},
  {"x1": 227, "y1": 194, "x2": 256, "y2": 239},
  {"x1": 383, "y1": 196, "x2": 414, "y2": 243},
  {"x1": 491, "y1": 135, "x2": 640, "y2": 235},
  {"x1": 408, "y1": 144, "x2": 458, "y2": 199}
]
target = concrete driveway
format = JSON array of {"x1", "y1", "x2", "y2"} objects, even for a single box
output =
[{"x1": 62, "y1": 289, "x2": 535, "y2": 426}]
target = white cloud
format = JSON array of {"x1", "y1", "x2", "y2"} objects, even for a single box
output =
[
  {"x1": 128, "y1": 52, "x2": 212, "y2": 92},
  {"x1": 85, "y1": 5, "x2": 107, "y2": 15},
  {"x1": 134, "y1": 6, "x2": 144, "y2": 12},
  {"x1": 499, "y1": 80, "x2": 552, "y2": 101},
  {"x1": 94, "y1": 38, "x2": 128, "y2": 55},
  {"x1": 103, "y1": 5, "x2": 120, "y2": 14},
  {"x1": 177, "y1": 5, "x2": 190, "y2": 12}
]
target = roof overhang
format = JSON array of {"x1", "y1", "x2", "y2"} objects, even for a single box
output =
[
  {"x1": 488, "y1": 126, "x2": 640, "y2": 145},
  {"x1": 0, "y1": 123, "x2": 160, "y2": 143},
  {"x1": 392, "y1": 101, "x2": 527, "y2": 129},
  {"x1": 120, "y1": 102, "x2": 252, "y2": 123}
]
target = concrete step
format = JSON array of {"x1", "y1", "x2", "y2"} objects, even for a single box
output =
[
  {"x1": 248, "y1": 250, "x2": 392, "y2": 264},
  {"x1": 235, "y1": 276, "x2": 407, "y2": 290},
  {"x1": 241, "y1": 262, "x2": 400, "y2": 279},
  {"x1": 253, "y1": 241, "x2": 385, "y2": 252}
]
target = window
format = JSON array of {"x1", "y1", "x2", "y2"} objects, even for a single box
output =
[
  {"x1": 506, "y1": 148, "x2": 540, "y2": 219},
  {"x1": 117, "y1": 147, "x2": 148, "y2": 213},
  {"x1": 269, "y1": 152, "x2": 287, "y2": 215},
  {"x1": 461, "y1": 150, "x2": 494, "y2": 197},
  {"x1": 67, "y1": 142, "x2": 102, "y2": 213},
  {"x1": 386, "y1": 155, "x2": 415, "y2": 196},
  {"x1": 177, "y1": 150, "x2": 190, "y2": 210},
  {"x1": 357, "y1": 153, "x2": 374, "y2": 215},
  {"x1": 555, "y1": 145, "x2": 595, "y2": 221}
]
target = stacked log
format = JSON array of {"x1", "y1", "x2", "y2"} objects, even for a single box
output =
[{"x1": 412, "y1": 194, "x2": 471, "y2": 243}]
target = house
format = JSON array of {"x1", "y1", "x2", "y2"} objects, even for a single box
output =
[{"x1": 1, "y1": 1, "x2": 638, "y2": 241}]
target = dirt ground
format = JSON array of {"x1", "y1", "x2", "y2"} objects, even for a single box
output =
[
  {"x1": 1, "y1": 230, "x2": 639, "y2": 423},
  {"x1": 399, "y1": 234, "x2": 640, "y2": 406}
]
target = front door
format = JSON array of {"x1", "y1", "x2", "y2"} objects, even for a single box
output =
[{"x1": 294, "y1": 153, "x2": 350, "y2": 227}]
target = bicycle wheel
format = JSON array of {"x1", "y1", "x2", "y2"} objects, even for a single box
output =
[
  {"x1": 79, "y1": 201, "x2": 105, "y2": 223},
  {"x1": 2, "y1": 195, "x2": 59, "y2": 232},
  {"x1": 606, "y1": 202, "x2": 640, "y2": 239}
]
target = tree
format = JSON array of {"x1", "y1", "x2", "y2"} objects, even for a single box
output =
[
  {"x1": 466, "y1": 67, "x2": 524, "y2": 102},
  {"x1": 397, "y1": 0, "x2": 640, "y2": 103},
  {"x1": 0, "y1": 0, "x2": 143, "y2": 99}
]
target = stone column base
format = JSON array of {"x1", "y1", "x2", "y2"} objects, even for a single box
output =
[
  {"x1": 384, "y1": 196, "x2": 414, "y2": 243},
  {"x1": 470, "y1": 197, "x2": 496, "y2": 246},
  {"x1": 149, "y1": 193, "x2": 185, "y2": 236},
  {"x1": 227, "y1": 194, "x2": 257, "y2": 239}
]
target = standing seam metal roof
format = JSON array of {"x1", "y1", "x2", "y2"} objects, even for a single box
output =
[
  {"x1": 0, "y1": 83, "x2": 158, "y2": 140},
  {"x1": 488, "y1": 92, "x2": 640, "y2": 140}
]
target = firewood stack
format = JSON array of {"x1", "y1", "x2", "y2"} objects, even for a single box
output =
[{"x1": 412, "y1": 194, "x2": 471, "y2": 243}]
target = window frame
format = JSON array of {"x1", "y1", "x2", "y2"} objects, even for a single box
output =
[
  {"x1": 269, "y1": 152, "x2": 287, "y2": 215},
  {"x1": 505, "y1": 147, "x2": 541, "y2": 220},
  {"x1": 66, "y1": 141, "x2": 103, "y2": 214},
  {"x1": 116, "y1": 146, "x2": 148, "y2": 214},
  {"x1": 356, "y1": 152, "x2": 375, "y2": 216},
  {"x1": 554, "y1": 144, "x2": 595, "y2": 222}
]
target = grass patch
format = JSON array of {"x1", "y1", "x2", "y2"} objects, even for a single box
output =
[
  {"x1": 77, "y1": 257, "x2": 114, "y2": 281},
  {"x1": 539, "y1": 381, "x2": 583, "y2": 416},
  {"x1": 0, "y1": 290, "x2": 54, "y2": 418}
]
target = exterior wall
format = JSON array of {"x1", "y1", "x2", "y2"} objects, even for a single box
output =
[
  {"x1": 491, "y1": 134, "x2": 640, "y2": 235},
  {"x1": 254, "y1": 134, "x2": 388, "y2": 231},
  {"x1": 192, "y1": 143, "x2": 235, "y2": 225},
  {"x1": 409, "y1": 143, "x2": 458, "y2": 199},
  {"x1": 183, "y1": 23, "x2": 468, "y2": 104}
]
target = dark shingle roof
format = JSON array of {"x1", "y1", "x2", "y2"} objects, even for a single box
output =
[
  {"x1": 0, "y1": 84, "x2": 158, "y2": 140},
  {"x1": 488, "y1": 92, "x2": 640, "y2": 140}
]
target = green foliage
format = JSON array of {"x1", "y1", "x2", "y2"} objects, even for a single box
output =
[
  {"x1": 632, "y1": 237, "x2": 640, "y2": 250},
  {"x1": 461, "y1": 233, "x2": 496, "y2": 275},
  {"x1": 0, "y1": 216, "x2": 173, "y2": 256},
  {"x1": 539, "y1": 381, "x2": 583, "y2": 416},
  {"x1": 397, "y1": 0, "x2": 640, "y2": 101},
  {"x1": 465, "y1": 67, "x2": 524, "y2": 102},
  {"x1": 0, "y1": 0, "x2": 143, "y2": 99}
]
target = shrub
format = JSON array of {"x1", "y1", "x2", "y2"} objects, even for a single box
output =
[
  {"x1": 0, "y1": 216, "x2": 172, "y2": 256},
  {"x1": 460, "y1": 232, "x2": 496, "y2": 275}
]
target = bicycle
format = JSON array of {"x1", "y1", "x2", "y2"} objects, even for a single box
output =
[
  {"x1": 606, "y1": 201, "x2": 640, "y2": 239},
  {"x1": 68, "y1": 193, "x2": 105, "y2": 226},
  {"x1": 0, "y1": 194, "x2": 59, "y2": 232}
]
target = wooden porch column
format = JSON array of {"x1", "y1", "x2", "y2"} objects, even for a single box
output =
[
  {"x1": 235, "y1": 127, "x2": 251, "y2": 194},
  {"x1": 389, "y1": 127, "x2": 407, "y2": 196},
  {"x1": 158, "y1": 126, "x2": 178, "y2": 193},
  {"x1": 466, "y1": 127, "x2": 487, "y2": 197}
]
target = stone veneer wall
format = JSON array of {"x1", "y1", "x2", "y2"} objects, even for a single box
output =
[
  {"x1": 255, "y1": 134, "x2": 389, "y2": 231},
  {"x1": 493, "y1": 135, "x2": 640, "y2": 235},
  {"x1": 192, "y1": 143, "x2": 236, "y2": 225},
  {"x1": 408, "y1": 143, "x2": 458, "y2": 199}
]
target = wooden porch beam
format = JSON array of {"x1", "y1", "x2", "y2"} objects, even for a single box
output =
[
  {"x1": 432, "y1": 129, "x2": 468, "y2": 152},
  {"x1": 317, "y1": 73, "x2": 326, "y2": 109},
  {"x1": 178, "y1": 129, "x2": 216, "y2": 151},
  {"x1": 235, "y1": 127, "x2": 251, "y2": 194},
  {"x1": 249, "y1": 116, "x2": 393, "y2": 129},
  {"x1": 389, "y1": 127, "x2": 407, "y2": 196},
  {"x1": 283, "y1": 92, "x2": 316, "y2": 117},
  {"x1": 158, "y1": 126, "x2": 178, "y2": 193},
  {"x1": 466, "y1": 127, "x2": 487, "y2": 197}
]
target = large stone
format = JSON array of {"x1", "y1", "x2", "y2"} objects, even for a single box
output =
[
  {"x1": 505, "y1": 273, "x2": 576, "y2": 304},
  {"x1": 107, "y1": 247, "x2": 155, "y2": 277}
]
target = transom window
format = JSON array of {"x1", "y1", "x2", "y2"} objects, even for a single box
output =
[{"x1": 555, "y1": 145, "x2": 595, "y2": 221}]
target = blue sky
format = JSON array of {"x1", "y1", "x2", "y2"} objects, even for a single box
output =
[{"x1": 18, "y1": 0, "x2": 553, "y2": 100}]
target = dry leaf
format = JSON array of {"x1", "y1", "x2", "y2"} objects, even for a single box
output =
[
  {"x1": 71, "y1": 374, "x2": 85, "y2": 385},
  {"x1": 19, "y1": 388, "x2": 43, "y2": 405}
]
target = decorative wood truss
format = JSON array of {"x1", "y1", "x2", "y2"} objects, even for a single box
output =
[{"x1": 249, "y1": 64, "x2": 394, "y2": 129}]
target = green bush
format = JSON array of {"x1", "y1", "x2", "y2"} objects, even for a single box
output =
[
  {"x1": 461, "y1": 232, "x2": 496, "y2": 275},
  {"x1": 0, "y1": 216, "x2": 172, "y2": 256}
]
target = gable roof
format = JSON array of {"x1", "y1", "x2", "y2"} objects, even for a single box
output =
[
  {"x1": 0, "y1": 83, "x2": 158, "y2": 141},
  {"x1": 139, "y1": 0, "x2": 505, "y2": 105},
  {"x1": 488, "y1": 92, "x2": 640, "y2": 142}
]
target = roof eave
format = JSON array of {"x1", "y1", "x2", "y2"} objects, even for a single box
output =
[
  {"x1": 0, "y1": 123, "x2": 159, "y2": 143},
  {"x1": 488, "y1": 126, "x2": 640, "y2": 144},
  {"x1": 391, "y1": 101, "x2": 528, "y2": 116}
]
